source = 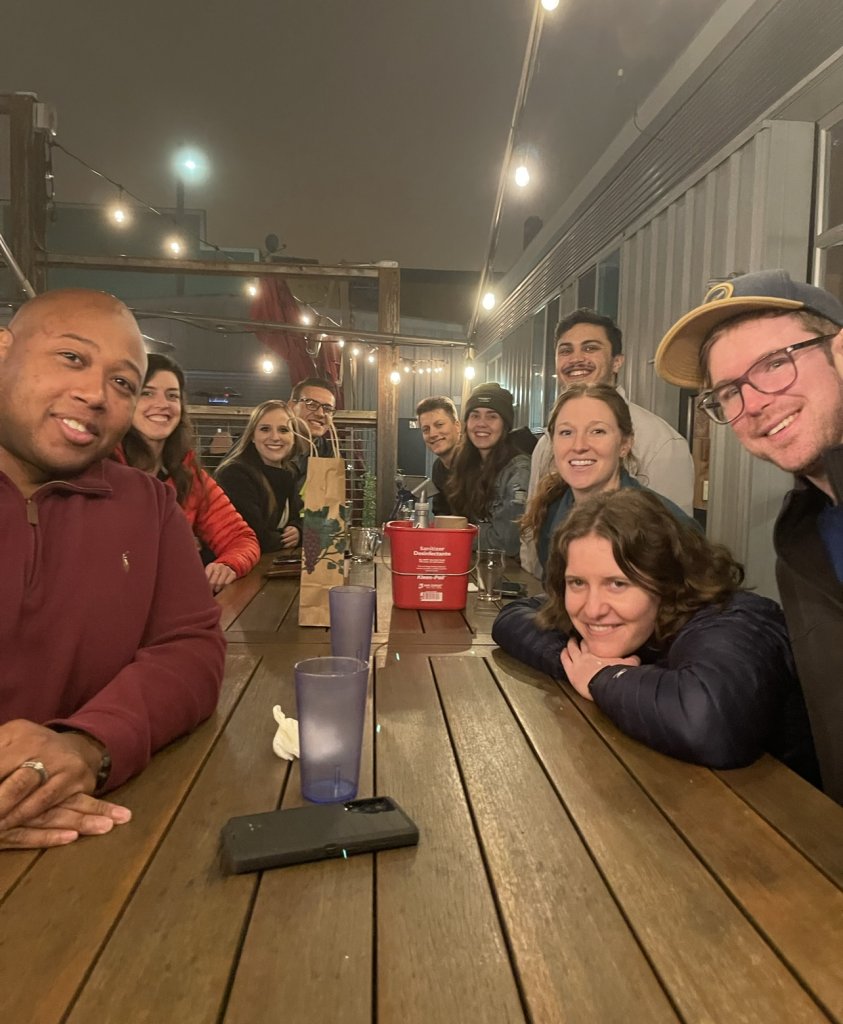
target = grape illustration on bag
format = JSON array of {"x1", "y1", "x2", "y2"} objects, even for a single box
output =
[{"x1": 302, "y1": 506, "x2": 347, "y2": 574}]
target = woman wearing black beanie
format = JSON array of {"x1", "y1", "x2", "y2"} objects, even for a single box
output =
[{"x1": 445, "y1": 382, "x2": 531, "y2": 556}]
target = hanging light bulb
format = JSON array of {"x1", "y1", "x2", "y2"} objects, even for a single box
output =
[
  {"x1": 481, "y1": 291, "x2": 496, "y2": 311},
  {"x1": 300, "y1": 312, "x2": 312, "y2": 325},
  {"x1": 108, "y1": 187, "x2": 130, "y2": 227},
  {"x1": 351, "y1": 345, "x2": 360, "y2": 357},
  {"x1": 541, "y1": 0, "x2": 560, "y2": 10},
  {"x1": 245, "y1": 281, "x2": 259, "y2": 298},
  {"x1": 465, "y1": 344, "x2": 477, "y2": 381},
  {"x1": 514, "y1": 164, "x2": 530, "y2": 188},
  {"x1": 367, "y1": 351, "x2": 376, "y2": 365},
  {"x1": 165, "y1": 236, "x2": 184, "y2": 257},
  {"x1": 403, "y1": 363, "x2": 412, "y2": 374},
  {"x1": 260, "y1": 356, "x2": 276, "y2": 375},
  {"x1": 337, "y1": 338, "x2": 345, "y2": 348}
]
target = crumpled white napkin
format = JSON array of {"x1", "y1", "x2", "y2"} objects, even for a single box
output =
[{"x1": 272, "y1": 706, "x2": 300, "y2": 760}]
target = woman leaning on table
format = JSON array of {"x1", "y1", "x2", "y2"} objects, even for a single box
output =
[
  {"x1": 215, "y1": 400, "x2": 307, "y2": 553},
  {"x1": 492, "y1": 488, "x2": 819, "y2": 782},
  {"x1": 445, "y1": 383, "x2": 531, "y2": 556},
  {"x1": 120, "y1": 353, "x2": 259, "y2": 592}
]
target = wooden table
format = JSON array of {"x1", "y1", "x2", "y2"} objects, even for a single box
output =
[
  {"x1": 218, "y1": 550, "x2": 543, "y2": 645},
  {"x1": 2, "y1": 561, "x2": 842, "y2": 1023}
]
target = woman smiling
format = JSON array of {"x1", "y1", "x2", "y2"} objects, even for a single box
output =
[
  {"x1": 121, "y1": 354, "x2": 259, "y2": 592},
  {"x1": 522, "y1": 384, "x2": 696, "y2": 573},
  {"x1": 215, "y1": 400, "x2": 307, "y2": 553},
  {"x1": 493, "y1": 489, "x2": 819, "y2": 780},
  {"x1": 446, "y1": 383, "x2": 530, "y2": 555}
]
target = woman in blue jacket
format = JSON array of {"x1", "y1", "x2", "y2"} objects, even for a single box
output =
[
  {"x1": 492, "y1": 488, "x2": 818, "y2": 781},
  {"x1": 521, "y1": 383, "x2": 698, "y2": 573}
]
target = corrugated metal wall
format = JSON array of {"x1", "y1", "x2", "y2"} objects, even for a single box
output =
[{"x1": 493, "y1": 121, "x2": 815, "y2": 596}]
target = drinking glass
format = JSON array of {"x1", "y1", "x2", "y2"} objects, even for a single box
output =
[{"x1": 476, "y1": 549, "x2": 505, "y2": 601}]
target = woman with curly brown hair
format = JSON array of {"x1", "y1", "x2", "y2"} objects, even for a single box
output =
[{"x1": 493, "y1": 489, "x2": 819, "y2": 781}]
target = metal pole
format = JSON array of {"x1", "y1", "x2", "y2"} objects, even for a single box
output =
[{"x1": 376, "y1": 266, "x2": 401, "y2": 525}]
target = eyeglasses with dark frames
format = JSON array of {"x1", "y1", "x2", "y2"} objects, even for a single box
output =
[
  {"x1": 295, "y1": 396, "x2": 335, "y2": 415},
  {"x1": 698, "y1": 334, "x2": 837, "y2": 425}
]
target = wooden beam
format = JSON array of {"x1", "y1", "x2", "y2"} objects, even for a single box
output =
[
  {"x1": 41, "y1": 252, "x2": 381, "y2": 278},
  {"x1": 376, "y1": 266, "x2": 401, "y2": 525}
]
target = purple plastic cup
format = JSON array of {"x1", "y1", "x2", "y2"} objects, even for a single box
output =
[
  {"x1": 295, "y1": 656, "x2": 369, "y2": 803},
  {"x1": 329, "y1": 585, "x2": 376, "y2": 663}
]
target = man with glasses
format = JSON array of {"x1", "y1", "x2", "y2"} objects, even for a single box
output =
[
  {"x1": 656, "y1": 269, "x2": 843, "y2": 804},
  {"x1": 289, "y1": 377, "x2": 337, "y2": 480}
]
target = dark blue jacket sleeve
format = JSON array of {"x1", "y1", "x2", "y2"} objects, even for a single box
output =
[
  {"x1": 588, "y1": 596, "x2": 799, "y2": 770},
  {"x1": 491, "y1": 595, "x2": 570, "y2": 680}
]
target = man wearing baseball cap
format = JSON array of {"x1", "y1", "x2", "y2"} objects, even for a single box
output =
[{"x1": 656, "y1": 269, "x2": 843, "y2": 804}]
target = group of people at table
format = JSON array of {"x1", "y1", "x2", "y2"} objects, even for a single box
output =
[{"x1": 0, "y1": 269, "x2": 841, "y2": 851}]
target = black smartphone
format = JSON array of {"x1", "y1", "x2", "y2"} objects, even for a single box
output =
[
  {"x1": 272, "y1": 555, "x2": 301, "y2": 565},
  {"x1": 220, "y1": 796, "x2": 419, "y2": 875},
  {"x1": 498, "y1": 578, "x2": 527, "y2": 599}
]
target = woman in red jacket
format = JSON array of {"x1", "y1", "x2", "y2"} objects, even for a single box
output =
[{"x1": 122, "y1": 354, "x2": 260, "y2": 592}]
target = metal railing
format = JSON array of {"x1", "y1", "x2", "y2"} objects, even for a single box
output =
[{"x1": 188, "y1": 406, "x2": 378, "y2": 526}]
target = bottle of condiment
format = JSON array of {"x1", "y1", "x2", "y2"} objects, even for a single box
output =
[{"x1": 414, "y1": 501, "x2": 430, "y2": 529}]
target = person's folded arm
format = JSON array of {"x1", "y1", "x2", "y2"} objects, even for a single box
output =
[
  {"x1": 216, "y1": 462, "x2": 282, "y2": 552},
  {"x1": 492, "y1": 595, "x2": 568, "y2": 680},
  {"x1": 48, "y1": 491, "x2": 226, "y2": 790},
  {"x1": 193, "y1": 471, "x2": 260, "y2": 577},
  {"x1": 588, "y1": 601, "x2": 790, "y2": 769}
]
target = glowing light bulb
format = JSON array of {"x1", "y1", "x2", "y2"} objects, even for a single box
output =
[
  {"x1": 403, "y1": 364, "x2": 412, "y2": 373},
  {"x1": 541, "y1": 0, "x2": 559, "y2": 10},
  {"x1": 367, "y1": 352, "x2": 376, "y2": 365},
  {"x1": 166, "y1": 237, "x2": 183, "y2": 257},
  {"x1": 245, "y1": 282, "x2": 259, "y2": 297},
  {"x1": 260, "y1": 357, "x2": 275, "y2": 374},
  {"x1": 389, "y1": 368, "x2": 401, "y2": 385},
  {"x1": 112, "y1": 206, "x2": 127, "y2": 224},
  {"x1": 514, "y1": 164, "x2": 530, "y2": 188},
  {"x1": 351, "y1": 345, "x2": 360, "y2": 357},
  {"x1": 337, "y1": 338, "x2": 345, "y2": 348},
  {"x1": 300, "y1": 313, "x2": 312, "y2": 325},
  {"x1": 481, "y1": 291, "x2": 496, "y2": 311},
  {"x1": 464, "y1": 362, "x2": 476, "y2": 381}
]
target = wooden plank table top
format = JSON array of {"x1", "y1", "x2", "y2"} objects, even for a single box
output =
[
  {"x1": 3, "y1": 639, "x2": 841, "y2": 1024},
  {"x1": 219, "y1": 549, "x2": 543, "y2": 645}
]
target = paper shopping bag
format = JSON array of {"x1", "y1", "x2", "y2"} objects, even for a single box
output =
[{"x1": 298, "y1": 442, "x2": 348, "y2": 627}]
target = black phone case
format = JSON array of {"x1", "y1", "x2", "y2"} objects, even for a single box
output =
[{"x1": 220, "y1": 796, "x2": 419, "y2": 874}]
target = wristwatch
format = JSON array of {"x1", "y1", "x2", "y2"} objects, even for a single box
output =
[{"x1": 50, "y1": 727, "x2": 112, "y2": 793}]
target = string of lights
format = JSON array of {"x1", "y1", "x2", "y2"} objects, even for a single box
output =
[{"x1": 48, "y1": 140, "x2": 235, "y2": 261}]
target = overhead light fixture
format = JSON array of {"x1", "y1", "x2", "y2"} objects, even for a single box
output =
[
  {"x1": 541, "y1": 0, "x2": 560, "y2": 10},
  {"x1": 245, "y1": 281, "x2": 259, "y2": 298},
  {"x1": 514, "y1": 164, "x2": 530, "y2": 188},
  {"x1": 481, "y1": 291, "x2": 496, "y2": 311},
  {"x1": 165, "y1": 236, "x2": 184, "y2": 257},
  {"x1": 260, "y1": 356, "x2": 276, "y2": 374}
]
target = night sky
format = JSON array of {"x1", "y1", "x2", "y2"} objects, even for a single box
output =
[{"x1": 4, "y1": 0, "x2": 723, "y2": 272}]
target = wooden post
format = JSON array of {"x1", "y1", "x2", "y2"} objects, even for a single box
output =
[
  {"x1": 376, "y1": 265, "x2": 400, "y2": 525},
  {"x1": 8, "y1": 93, "x2": 47, "y2": 294}
]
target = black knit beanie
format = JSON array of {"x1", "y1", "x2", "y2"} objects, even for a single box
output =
[{"x1": 463, "y1": 382, "x2": 514, "y2": 430}]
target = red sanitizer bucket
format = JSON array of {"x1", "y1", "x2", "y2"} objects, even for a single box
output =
[{"x1": 384, "y1": 521, "x2": 478, "y2": 610}]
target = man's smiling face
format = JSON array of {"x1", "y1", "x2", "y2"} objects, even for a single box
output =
[
  {"x1": 0, "y1": 291, "x2": 145, "y2": 495},
  {"x1": 706, "y1": 313, "x2": 843, "y2": 478},
  {"x1": 555, "y1": 323, "x2": 624, "y2": 389}
]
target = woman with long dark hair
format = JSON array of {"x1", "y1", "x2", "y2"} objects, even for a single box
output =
[
  {"x1": 521, "y1": 383, "x2": 697, "y2": 572},
  {"x1": 492, "y1": 488, "x2": 818, "y2": 781},
  {"x1": 215, "y1": 400, "x2": 307, "y2": 553},
  {"x1": 121, "y1": 353, "x2": 259, "y2": 592},
  {"x1": 446, "y1": 383, "x2": 530, "y2": 555}
]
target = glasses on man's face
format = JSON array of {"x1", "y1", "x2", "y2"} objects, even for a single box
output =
[
  {"x1": 698, "y1": 334, "x2": 836, "y2": 425},
  {"x1": 296, "y1": 397, "x2": 335, "y2": 415}
]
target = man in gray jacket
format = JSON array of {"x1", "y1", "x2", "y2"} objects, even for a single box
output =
[
  {"x1": 521, "y1": 309, "x2": 695, "y2": 576},
  {"x1": 656, "y1": 269, "x2": 843, "y2": 805}
]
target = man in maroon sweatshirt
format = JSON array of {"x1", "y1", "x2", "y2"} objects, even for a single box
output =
[{"x1": 0, "y1": 289, "x2": 225, "y2": 849}]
